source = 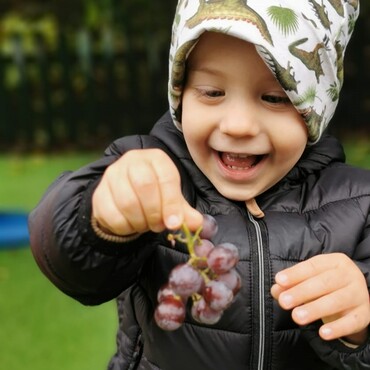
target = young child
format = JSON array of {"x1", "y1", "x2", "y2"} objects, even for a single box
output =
[{"x1": 29, "y1": 1, "x2": 370, "y2": 369}]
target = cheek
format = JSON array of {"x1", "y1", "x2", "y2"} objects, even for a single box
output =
[
  {"x1": 273, "y1": 119, "x2": 307, "y2": 161},
  {"x1": 181, "y1": 93, "x2": 196, "y2": 133},
  {"x1": 181, "y1": 89, "x2": 196, "y2": 120},
  {"x1": 181, "y1": 111, "x2": 201, "y2": 154},
  {"x1": 181, "y1": 93, "x2": 208, "y2": 146},
  {"x1": 182, "y1": 125, "x2": 207, "y2": 161}
]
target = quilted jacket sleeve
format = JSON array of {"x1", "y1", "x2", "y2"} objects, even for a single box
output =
[
  {"x1": 303, "y1": 200, "x2": 370, "y2": 370},
  {"x1": 302, "y1": 322, "x2": 370, "y2": 369},
  {"x1": 28, "y1": 135, "x2": 159, "y2": 306}
]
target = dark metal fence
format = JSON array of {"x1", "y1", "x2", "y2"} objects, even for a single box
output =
[
  {"x1": 0, "y1": 25, "x2": 170, "y2": 151},
  {"x1": 0, "y1": 12, "x2": 368, "y2": 152},
  {"x1": 330, "y1": 15, "x2": 370, "y2": 139}
]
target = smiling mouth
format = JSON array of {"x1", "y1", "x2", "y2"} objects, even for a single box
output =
[{"x1": 219, "y1": 152, "x2": 265, "y2": 170}]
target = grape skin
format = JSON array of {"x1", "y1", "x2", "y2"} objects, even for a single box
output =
[
  {"x1": 154, "y1": 296, "x2": 186, "y2": 331},
  {"x1": 203, "y1": 280, "x2": 234, "y2": 311},
  {"x1": 216, "y1": 268, "x2": 241, "y2": 295},
  {"x1": 194, "y1": 239, "x2": 214, "y2": 268},
  {"x1": 169, "y1": 263, "x2": 203, "y2": 298},
  {"x1": 157, "y1": 284, "x2": 180, "y2": 303},
  {"x1": 199, "y1": 214, "x2": 218, "y2": 240},
  {"x1": 191, "y1": 297, "x2": 223, "y2": 325},
  {"x1": 219, "y1": 242, "x2": 239, "y2": 260},
  {"x1": 207, "y1": 243, "x2": 239, "y2": 274}
]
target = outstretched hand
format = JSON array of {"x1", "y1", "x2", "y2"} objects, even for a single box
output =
[
  {"x1": 271, "y1": 253, "x2": 370, "y2": 345},
  {"x1": 92, "y1": 148, "x2": 203, "y2": 236}
]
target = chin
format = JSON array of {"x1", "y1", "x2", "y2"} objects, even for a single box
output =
[{"x1": 216, "y1": 187, "x2": 257, "y2": 202}]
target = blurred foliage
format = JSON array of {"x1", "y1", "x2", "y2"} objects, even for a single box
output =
[
  {"x1": 0, "y1": 0, "x2": 178, "y2": 151},
  {"x1": 0, "y1": 1, "x2": 368, "y2": 151},
  {"x1": 0, "y1": 15, "x2": 58, "y2": 56},
  {"x1": 0, "y1": 0, "x2": 368, "y2": 58},
  {"x1": 0, "y1": 0, "x2": 176, "y2": 50}
]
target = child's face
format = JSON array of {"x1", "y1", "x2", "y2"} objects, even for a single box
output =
[{"x1": 181, "y1": 32, "x2": 308, "y2": 201}]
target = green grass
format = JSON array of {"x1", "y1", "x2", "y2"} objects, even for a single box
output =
[
  {"x1": 0, "y1": 141, "x2": 369, "y2": 370},
  {"x1": 343, "y1": 139, "x2": 370, "y2": 169},
  {"x1": 0, "y1": 153, "x2": 101, "y2": 211},
  {"x1": 0, "y1": 248, "x2": 117, "y2": 370},
  {"x1": 0, "y1": 152, "x2": 117, "y2": 370}
]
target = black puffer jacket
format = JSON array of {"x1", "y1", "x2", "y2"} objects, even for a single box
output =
[{"x1": 29, "y1": 112, "x2": 370, "y2": 370}]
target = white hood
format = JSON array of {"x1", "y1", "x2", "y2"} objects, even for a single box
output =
[{"x1": 168, "y1": 0, "x2": 359, "y2": 143}]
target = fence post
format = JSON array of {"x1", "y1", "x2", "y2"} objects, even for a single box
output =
[
  {"x1": 0, "y1": 55, "x2": 12, "y2": 147},
  {"x1": 101, "y1": 26, "x2": 120, "y2": 138},
  {"x1": 35, "y1": 32, "x2": 54, "y2": 148},
  {"x1": 11, "y1": 33, "x2": 32, "y2": 148},
  {"x1": 57, "y1": 30, "x2": 77, "y2": 145},
  {"x1": 76, "y1": 28, "x2": 97, "y2": 144}
]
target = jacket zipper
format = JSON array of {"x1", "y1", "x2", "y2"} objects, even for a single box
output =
[{"x1": 247, "y1": 211, "x2": 271, "y2": 370}]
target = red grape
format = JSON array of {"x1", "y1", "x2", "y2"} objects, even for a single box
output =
[
  {"x1": 199, "y1": 214, "x2": 218, "y2": 239},
  {"x1": 191, "y1": 296, "x2": 223, "y2": 325},
  {"x1": 169, "y1": 263, "x2": 203, "y2": 298},
  {"x1": 154, "y1": 296, "x2": 186, "y2": 331},
  {"x1": 216, "y1": 268, "x2": 241, "y2": 295},
  {"x1": 203, "y1": 280, "x2": 233, "y2": 311},
  {"x1": 194, "y1": 239, "x2": 214, "y2": 268},
  {"x1": 207, "y1": 243, "x2": 239, "y2": 274},
  {"x1": 157, "y1": 284, "x2": 179, "y2": 303}
]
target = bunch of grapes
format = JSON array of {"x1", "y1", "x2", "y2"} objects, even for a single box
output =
[{"x1": 154, "y1": 215, "x2": 241, "y2": 331}]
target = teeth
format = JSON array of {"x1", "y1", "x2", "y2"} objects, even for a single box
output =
[
  {"x1": 227, "y1": 153, "x2": 251, "y2": 158},
  {"x1": 227, "y1": 165, "x2": 252, "y2": 170}
]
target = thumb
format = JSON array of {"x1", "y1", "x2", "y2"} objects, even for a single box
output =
[
  {"x1": 164, "y1": 199, "x2": 203, "y2": 232},
  {"x1": 149, "y1": 150, "x2": 203, "y2": 231},
  {"x1": 183, "y1": 201, "x2": 203, "y2": 232}
]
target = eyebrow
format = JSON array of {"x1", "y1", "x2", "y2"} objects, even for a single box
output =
[
  {"x1": 188, "y1": 63, "x2": 276, "y2": 78},
  {"x1": 187, "y1": 64, "x2": 224, "y2": 77},
  {"x1": 187, "y1": 63, "x2": 282, "y2": 86}
]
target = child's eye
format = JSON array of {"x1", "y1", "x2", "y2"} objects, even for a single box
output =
[
  {"x1": 262, "y1": 95, "x2": 291, "y2": 105},
  {"x1": 196, "y1": 88, "x2": 225, "y2": 99}
]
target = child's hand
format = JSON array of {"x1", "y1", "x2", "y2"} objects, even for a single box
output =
[
  {"x1": 271, "y1": 253, "x2": 370, "y2": 345},
  {"x1": 92, "y1": 149, "x2": 203, "y2": 236}
]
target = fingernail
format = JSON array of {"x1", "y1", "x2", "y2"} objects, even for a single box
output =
[
  {"x1": 295, "y1": 309, "x2": 309, "y2": 323},
  {"x1": 166, "y1": 215, "x2": 181, "y2": 229},
  {"x1": 280, "y1": 294, "x2": 293, "y2": 308},
  {"x1": 320, "y1": 327, "x2": 333, "y2": 339},
  {"x1": 276, "y1": 272, "x2": 288, "y2": 285}
]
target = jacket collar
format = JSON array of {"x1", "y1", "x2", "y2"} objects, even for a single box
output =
[{"x1": 286, "y1": 134, "x2": 345, "y2": 182}]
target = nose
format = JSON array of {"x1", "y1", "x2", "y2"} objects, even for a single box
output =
[{"x1": 219, "y1": 100, "x2": 261, "y2": 137}]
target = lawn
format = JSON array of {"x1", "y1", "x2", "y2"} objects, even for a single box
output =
[
  {"x1": 0, "y1": 152, "x2": 117, "y2": 370},
  {"x1": 342, "y1": 138, "x2": 370, "y2": 169},
  {"x1": 0, "y1": 140, "x2": 369, "y2": 370}
]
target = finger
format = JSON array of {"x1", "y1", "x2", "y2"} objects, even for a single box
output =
[
  {"x1": 127, "y1": 161, "x2": 166, "y2": 232},
  {"x1": 183, "y1": 200, "x2": 203, "y2": 231},
  {"x1": 277, "y1": 268, "x2": 346, "y2": 310},
  {"x1": 104, "y1": 163, "x2": 149, "y2": 233},
  {"x1": 319, "y1": 306, "x2": 370, "y2": 342},
  {"x1": 150, "y1": 152, "x2": 192, "y2": 230},
  {"x1": 92, "y1": 183, "x2": 137, "y2": 235},
  {"x1": 270, "y1": 283, "x2": 286, "y2": 300},
  {"x1": 275, "y1": 253, "x2": 347, "y2": 288},
  {"x1": 290, "y1": 286, "x2": 361, "y2": 326}
]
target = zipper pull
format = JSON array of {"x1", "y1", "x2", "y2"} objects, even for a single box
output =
[{"x1": 245, "y1": 198, "x2": 265, "y2": 218}]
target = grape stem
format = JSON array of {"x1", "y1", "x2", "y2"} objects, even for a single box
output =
[
  {"x1": 191, "y1": 292, "x2": 202, "y2": 302},
  {"x1": 168, "y1": 223, "x2": 213, "y2": 284},
  {"x1": 169, "y1": 223, "x2": 202, "y2": 257}
]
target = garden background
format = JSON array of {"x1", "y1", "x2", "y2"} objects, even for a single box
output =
[{"x1": 0, "y1": 1, "x2": 369, "y2": 369}]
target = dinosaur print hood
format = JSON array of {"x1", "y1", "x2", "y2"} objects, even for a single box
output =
[{"x1": 168, "y1": 0, "x2": 359, "y2": 143}]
